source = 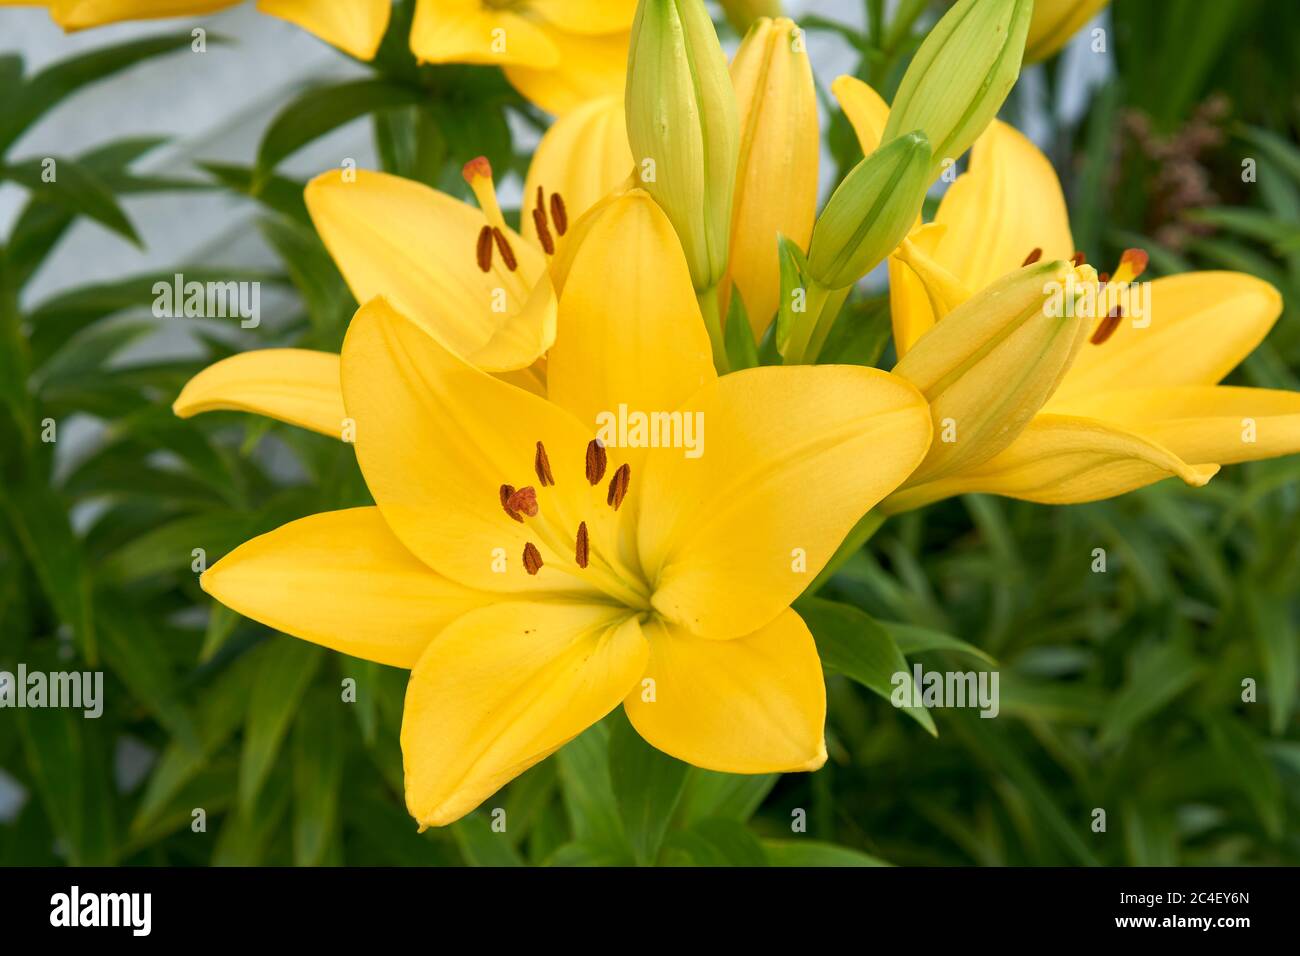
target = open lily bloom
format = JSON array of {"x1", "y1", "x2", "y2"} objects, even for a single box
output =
[
  {"x1": 834, "y1": 76, "x2": 1300, "y2": 512},
  {"x1": 6, "y1": 0, "x2": 633, "y2": 112},
  {"x1": 193, "y1": 191, "x2": 933, "y2": 826},
  {"x1": 174, "y1": 98, "x2": 632, "y2": 435}
]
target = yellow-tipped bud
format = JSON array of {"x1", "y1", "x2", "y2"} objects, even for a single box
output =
[
  {"x1": 1025, "y1": 0, "x2": 1110, "y2": 63},
  {"x1": 718, "y1": 0, "x2": 784, "y2": 33},
  {"x1": 626, "y1": 0, "x2": 740, "y2": 291},
  {"x1": 881, "y1": 0, "x2": 1033, "y2": 180},
  {"x1": 725, "y1": 15, "x2": 818, "y2": 339},
  {"x1": 893, "y1": 258, "x2": 1099, "y2": 486},
  {"x1": 805, "y1": 131, "x2": 931, "y2": 290}
]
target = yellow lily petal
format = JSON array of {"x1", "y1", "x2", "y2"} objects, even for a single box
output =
[
  {"x1": 42, "y1": 0, "x2": 238, "y2": 29},
  {"x1": 402, "y1": 601, "x2": 646, "y2": 827},
  {"x1": 726, "y1": 15, "x2": 819, "y2": 338},
  {"x1": 547, "y1": 190, "x2": 715, "y2": 443},
  {"x1": 172, "y1": 348, "x2": 346, "y2": 439},
  {"x1": 529, "y1": 0, "x2": 636, "y2": 35},
  {"x1": 257, "y1": 0, "x2": 390, "y2": 60},
  {"x1": 519, "y1": 95, "x2": 634, "y2": 254},
  {"x1": 305, "y1": 169, "x2": 552, "y2": 371},
  {"x1": 887, "y1": 222, "x2": 949, "y2": 358},
  {"x1": 410, "y1": 0, "x2": 558, "y2": 68},
  {"x1": 882, "y1": 413, "x2": 1219, "y2": 511},
  {"x1": 1053, "y1": 272, "x2": 1284, "y2": 400},
  {"x1": 928, "y1": 119, "x2": 1075, "y2": 292},
  {"x1": 1049, "y1": 385, "x2": 1300, "y2": 467},
  {"x1": 624, "y1": 609, "x2": 826, "y2": 774},
  {"x1": 504, "y1": 24, "x2": 629, "y2": 116},
  {"x1": 1024, "y1": 0, "x2": 1109, "y2": 63},
  {"x1": 832, "y1": 74, "x2": 890, "y2": 156},
  {"x1": 202, "y1": 508, "x2": 487, "y2": 668},
  {"x1": 341, "y1": 297, "x2": 645, "y2": 607},
  {"x1": 638, "y1": 364, "x2": 931, "y2": 640},
  {"x1": 894, "y1": 259, "x2": 1095, "y2": 485}
]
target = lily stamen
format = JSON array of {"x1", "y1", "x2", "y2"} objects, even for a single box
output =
[
  {"x1": 535, "y1": 440, "x2": 554, "y2": 486},
  {"x1": 1071, "y1": 251, "x2": 1085, "y2": 266},
  {"x1": 607, "y1": 463, "x2": 631, "y2": 510},
  {"x1": 500, "y1": 483, "x2": 522, "y2": 522},
  {"x1": 492, "y1": 228, "x2": 518, "y2": 272},
  {"x1": 522, "y1": 542, "x2": 543, "y2": 575},
  {"x1": 550, "y1": 192, "x2": 568, "y2": 235},
  {"x1": 575, "y1": 521, "x2": 589, "y2": 568},
  {"x1": 505, "y1": 485, "x2": 538, "y2": 517},
  {"x1": 475, "y1": 225, "x2": 494, "y2": 273},
  {"x1": 1090, "y1": 305, "x2": 1123, "y2": 345},
  {"x1": 1022, "y1": 247, "x2": 1043, "y2": 266},
  {"x1": 585, "y1": 439, "x2": 607, "y2": 485}
]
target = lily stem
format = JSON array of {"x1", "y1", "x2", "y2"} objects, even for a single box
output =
[
  {"x1": 697, "y1": 283, "x2": 729, "y2": 374},
  {"x1": 807, "y1": 510, "x2": 888, "y2": 595}
]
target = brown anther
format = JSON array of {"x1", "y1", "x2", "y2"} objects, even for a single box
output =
[
  {"x1": 476, "y1": 225, "x2": 494, "y2": 273},
  {"x1": 575, "y1": 521, "x2": 589, "y2": 569},
  {"x1": 606, "y1": 463, "x2": 630, "y2": 511},
  {"x1": 1021, "y1": 247, "x2": 1043, "y2": 266},
  {"x1": 505, "y1": 485, "x2": 538, "y2": 517},
  {"x1": 550, "y1": 192, "x2": 568, "y2": 236},
  {"x1": 585, "y1": 439, "x2": 607, "y2": 485},
  {"x1": 1071, "y1": 251, "x2": 1086, "y2": 267},
  {"x1": 500, "y1": 483, "x2": 523, "y2": 522},
  {"x1": 1090, "y1": 306, "x2": 1123, "y2": 345},
  {"x1": 1098, "y1": 271, "x2": 1111, "y2": 285},
  {"x1": 522, "y1": 542, "x2": 543, "y2": 575},
  {"x1": 492, "y1": 227, "x2": 518, "y2": 271},
  {"x1": 532, "y1": 207, "x2": 555, "y2": 255},
  {"x1": 534, "y1": 441, "x2": 554, "y2": 486}
]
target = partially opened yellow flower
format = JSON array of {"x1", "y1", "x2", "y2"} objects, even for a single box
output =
[
  {"x1": 1024, "y1": 0, "x2": 1109, "y2": 63},
  {"x1": 174, "y1": 98, "x2": 632, "y2": 432},
  {"x1": 7, "y1": 0, "x2": 634, "y2": 113},
  {"x1": 192, "y1": 190, "x2": 934, "y2": 826},
  {"x1": 835, "y1": 76, "x2": 1300, "y2": 512}
]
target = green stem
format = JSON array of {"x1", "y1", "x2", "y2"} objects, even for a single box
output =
[
  {"x1": 697, "y1": 283, "x2": 729, "y2": 374},
  {"x1": 804, "y1": 285, "x2": 853, "y2": 363},
  {"x1": 781, "y1": 279, "x2": 830, "y2": 365},
  {"x1": 806, "y1": 510, "x2": 887, "y2": 595}
]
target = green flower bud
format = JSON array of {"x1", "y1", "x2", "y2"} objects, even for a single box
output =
[
  {"x1": 626, "y1": 0, "x2": 740, "y2": 291},
  {"x1": 805, "y1": 130, "x2": 931, "y2": 290},
  {"x1": 881, "y1": 0, "x2": 1033, "y2": 180},
  {"x1": 718, "y1": 0, "x2": 784, "y2": 34}
]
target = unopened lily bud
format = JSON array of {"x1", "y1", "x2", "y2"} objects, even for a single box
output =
[
  {"x1": 1025, "y1": 0, "x2": 1110, "y2": 62},
  {"x1": 881, "y1": 0, "x2": 1033, "y2": 180},
  {"x1": 718, "y1": 0, "x2": 784, "y2": 33},
  {"x1": 725, "y1": 15, "x2": 818, "y2": 339},
  {"x1": 805, "y1": 131, "x2": 931, "y2": 290},
  {"x1": 894, "y1": 258, "x2": 1099, "y2": 485},
  {"x1": 626, "y1": 0, "x2": 740, "y2": 291}
]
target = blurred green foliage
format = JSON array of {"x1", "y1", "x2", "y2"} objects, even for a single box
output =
[{"x1": 1, "y1": 1, "x2": 1298, "y2": 866}]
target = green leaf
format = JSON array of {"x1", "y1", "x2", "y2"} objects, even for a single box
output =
[
  {"x1": 555, "y1": 722, "x2": 631, "y2": 859},
  {"x1": 453, "y1": 812, "x2": 524, "y2": 866},
  {"x1": 0, "y1": 33, "x2": 203, "y2": 154},
  {"x1": 763, "y1": 839, "x2": 890, "y2": 866},
  {"x1": 546, "y1": 841, "x2": 632, "y2": 866},
  {"x1": 797, "y1": 596, "x2": 936, "y2": 735},
  {"x1": 883, "y1": 621, "x2": 997, "y2": 666},
  {"x1": 292, "y1": 693, "x2": 345, "y2": 867},
  {"x1": 666, "y1": 818, "x2": 769, "y2": 866},
  {"x1": 254, "y1": 79, "x2": 423, "y2": 187},
  {"x1": 1097, "y1": 642, "x2": 1203, "y2": 749},
  {"x1": 239, "y1": 638, "x2": 324, "y2": 810},
  {"x1": 608, "y1": 711, "x2": 689, "y2": 865},
  {"x1": 2, "y1": 156, "x2": 139, "y2": 245},
  {"x1": 723, "y1": 288, "x2": 759, "y2": 371},
  {"x1": 677, "y1": 769, "x2": 778, "y2": 826},
  {"x1": 1242, "y1": 586, "x2": 1298, "y2": 734}
]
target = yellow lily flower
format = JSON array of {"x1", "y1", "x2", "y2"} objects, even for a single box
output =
[
  {"x1": 175, "y1": 98, "x2": 632, "y2": 432},
  {"x1": 835, "y1": 77, "x2": 1299, "y2": 510},
  {"x1": 7, "y1": 0, "x2": 633, "y2": 113},
  {"x1": 1024, "y1": 0, "x2": 1110, "y2": 63},
  {"x1": 722, "y1": 15, "x2": 819, "y2": 342},
  {"x1": 195, "y1": 190, "x2": 934, "y2": 826}
]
